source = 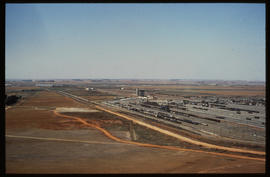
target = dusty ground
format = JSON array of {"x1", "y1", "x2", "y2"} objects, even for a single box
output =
[
  {"x1": 5, "y1": 89, "x2": 265, "y2": 173},
  {"x1": 6, "y1": 134, "x2": 265, "y2": 174}
]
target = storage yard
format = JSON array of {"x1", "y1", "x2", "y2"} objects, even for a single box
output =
[
  {"x1": 104, "y1": 95, "x2": 265, "y2": 144},
  {"x1": 5, "y1": 79, "x2": 266, "y2": 173}
]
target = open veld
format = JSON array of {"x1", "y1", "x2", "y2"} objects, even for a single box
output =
[{"x1": 5, "y1": 80, "x2": 265, "y2": 173}]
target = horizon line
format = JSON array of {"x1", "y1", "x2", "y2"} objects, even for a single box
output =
[{"x1": 5, "y1": 78, "x2": 266, "y2": 82}]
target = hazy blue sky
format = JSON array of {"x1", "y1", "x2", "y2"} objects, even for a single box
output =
[{"x1": 6, "y1": 3, "x2": 265, "y2": 81}]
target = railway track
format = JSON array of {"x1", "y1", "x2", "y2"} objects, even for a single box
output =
[
  {"x1": 53, "y1": 110, "x2": 265, "y2": 162},
  {"x1": 53, "y1": 90, "x2": 265, "y2": 158},
  {"x1": 94, "y1": 105, "x2": 265, "y2": 156}
]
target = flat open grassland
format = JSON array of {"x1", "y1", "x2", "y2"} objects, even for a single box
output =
[{"x1": 5, "y1": 89, "x2": 265, "y2": 173}]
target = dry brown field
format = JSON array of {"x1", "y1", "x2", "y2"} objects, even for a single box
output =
[
  {"x1": 127, "y1": 85, "x2": 265, "y2": 96},
  {"x1": 129, "y1": 84, "x2": 264, "y2": 90},
  {"x1": 5, "y1": 89, "x2": 265, "y2": 173},
  {"x1": 19, "y1": 90, "x2": 89, "y2": 107},
  {"x1": 5, "y1": 86, "x2": 40, "y2": 91},
  {"x1": 187, "y1": 90, "x2": 265, "y2": 96}
]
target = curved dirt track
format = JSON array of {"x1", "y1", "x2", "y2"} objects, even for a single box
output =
[
  {"x1": 53, "y1": 110, "x2": 265, "y2": 162},
  {"x1": 95, "y1": 105, "x2": 265, "y2": 156}
]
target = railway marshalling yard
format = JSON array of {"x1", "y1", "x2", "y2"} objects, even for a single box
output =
[{"x1": 5, "y1": 80, "x2": 266, "y2": 173}]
